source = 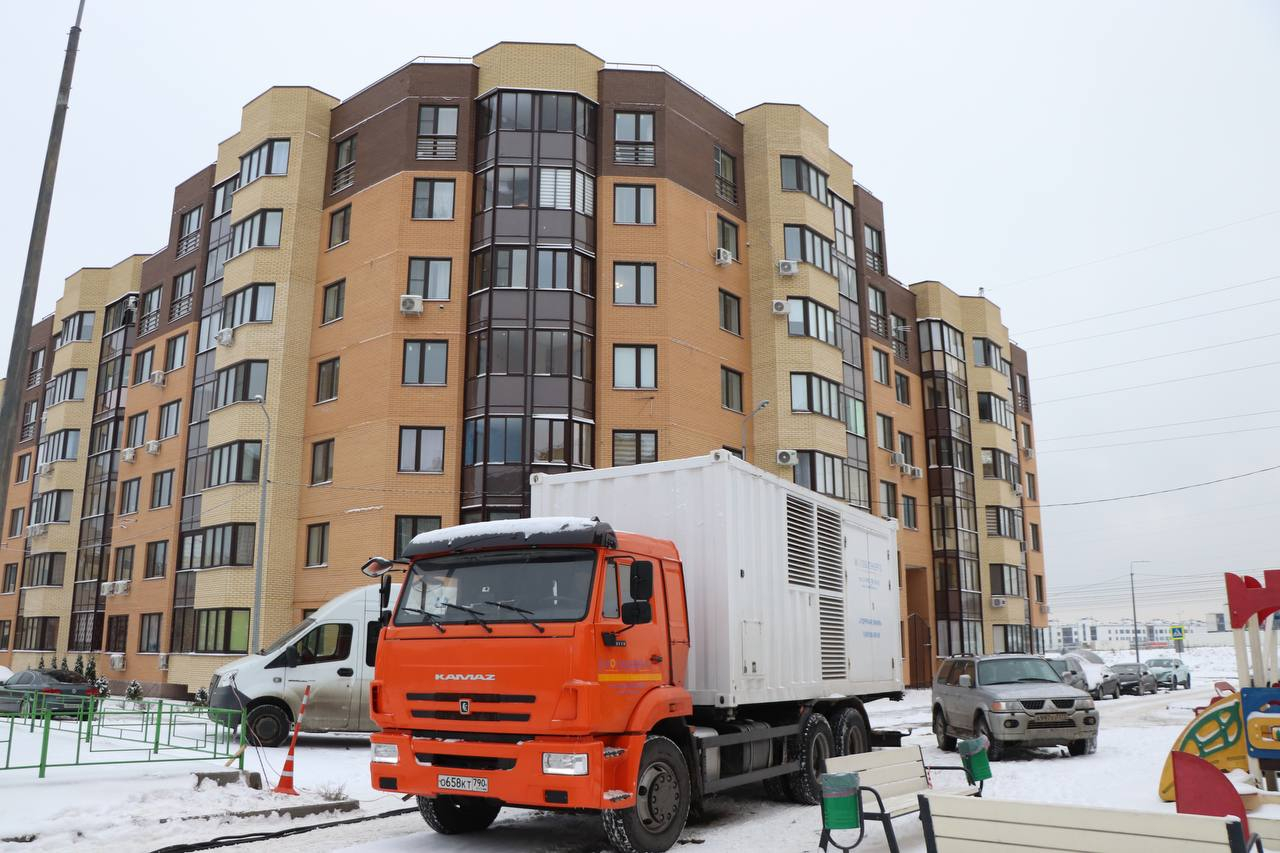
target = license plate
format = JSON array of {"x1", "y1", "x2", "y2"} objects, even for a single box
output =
[
  {"x1": 1036, "y1": 712, "x2": 1069, "y2": 722},
  {"x1": 438, "y1": 774, "x2": 488, "y2": 793}
]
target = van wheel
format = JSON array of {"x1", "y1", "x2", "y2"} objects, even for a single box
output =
[
  {"x1": 603, "y1": 735, "x2": 690, "y2": 853},
  {"x1": 934, "y1": 708, "x2": 957, "y2": 751},
  {"x1": 417, "y1": 795, "x2": 501, "y2": 834},
  {"x1": 245, "y1": 704, "x2": 291, "y2": 747},
  {"x1": 831, "y1": 707, "x2": 869, "y2": 757},
  {"x1": 786, "y1": 712, "x2": 834, "y2": 805}
]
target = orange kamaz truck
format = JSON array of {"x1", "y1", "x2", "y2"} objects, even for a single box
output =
[{"x1": 366, "y1": 452, "x2": 903, "y2": 852}]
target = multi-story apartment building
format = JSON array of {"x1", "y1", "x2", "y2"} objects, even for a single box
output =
[{"x1": 0, "y1": 43, "x2": 1046, "y2": 693}]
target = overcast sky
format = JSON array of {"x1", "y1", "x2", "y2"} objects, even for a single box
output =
[{"x1": 3, "y1": 1, "x2": 1277, "y2": 623}]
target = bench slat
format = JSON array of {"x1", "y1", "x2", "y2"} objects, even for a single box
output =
[
  {"x1": 931, "y1": 814, "x2": 1233, "y2": 853},
  {"x1": 825, "y1": 745, "x2": 923, "y2": 773},
  {"x1": 863, "y1": 776, "x2": 930, "y2": 804},
  {"x1": 1252, "y1": 816, "x2": 1280, "y2": 845},
  {"x1": 856, "y1": 761, "x2": 928, "y2": 788}
]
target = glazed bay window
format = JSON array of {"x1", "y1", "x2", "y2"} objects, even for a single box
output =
[
  {"x1": 176, "y1": 206, "x2": 201, "y2": 257},
  {"x1": 531, "y1": 418, "x2": 571, "y2": 464},
  {"x1": 614, "y1": 111, "x2": 655, "y2": 165},
  {"x1": 230, "y1": 209, "x2": 282, "y2": 257},
  {"x1": 864, "y1": 225, "x2": 884, "y2": 272},
  {"x1": 332, "y1": 135, "x2": 356, "y2": 191},
  {"x1": 213, "y1": 360, "x2": 267, "y2": 409},
  {"x1": 972, "y1": 337, "x2": 1008, "y2": 372},
  {"x1": 536, "y1": 249, "x2": 593, "y2": 292},
  {"x1": 787, "y1": 297, "x2": 837, "y2": 345},
  {"x1": 614, "y1": 345, "x2": 656, "y2": 389},
  {"x1": 977, "y1": 392, "x2": 1014, "y2": 429},
  {"x1": 794, "y1": 450, "x2": 851, "y2": 501},
  {"x1": 238, "y1": 138, "x2": 290, "y2": 186},
  {"x1": 791, "y1": 373, "x2": 842, "y2": 420},
  {"x1": 721, "y1": 368, "x2": 743, "y2": 412},
  {"x1": 208, "y1": 440, "x2": 261, "y2": 487},
  {"x1": 45, "y1": 368, "x2": 87, "y2": 407},
  {"x1": 875, "y1": 413, "x2": 895, "y2": 451},
  {"x1": 981, "y1": 448, "x2": 1019, "y2": 482},
  {"x1": 37, "y1": 429, "x2": 79, "y2": 464},
  {"x1": 615, "y1": 185, "x2": 655, "y2": 224},
  {"x1": 150, "y1": 470, "x2": 174, "y2": 509},
  {"x1": 164, "y1": 332, "x2": 187, "y2": 371},
  {"x1": 398, "y1": 426, "x2": 444, "y2": 473},
  {"x1": 614, "y1": 262, "x2": 656, "y2": 305},
  {"x1": 316, "y1": 358, "x2": 340, "y2": 403},
  {"x1": 310, "y1": 439, "x2": 334, "y2": 485},
  {"x1": 780, "y1": 155, "x2": 828, "y2": 203},
  {"x1": 412, "y1": 179, "x2": 454, "y2": 219},
  {"x1": 481, "y1": 166, "x2": 530, "y2": 208},
  {"x1": 305, "y1": 523, "x2": 329, "y2": 567},
  {"x1": 322, "y1": 280, "x2": 344, "y2": 323},
  {"x1": 718, "y1": 217, "x2": 739, "y2": 260},
  {"x1": 145, "y1": 540, "x2": 168, "y2": 579},
  {"x1": 614, "y1": 430, "x2": 657, "y2": 466},
  {"x1": 463, "y1": 417, "x2": 521, "y2": 466},
  {"x1": 783, "y1": 225, "x2": 834, "y2": 275},
  {"x1": 990, "y1": 563, "x2": 1027, "y2": 598},
  {"x1": 719, "y1": 290, "x2": 741, "y2": 334},
  {"x1": 223, "y1": 283, "x2": 274, "y2": 328},
  {"x1": 986, "y1": 505, "x2": 1022, "y2": 539},
  {"x1": 328, "y1": 205, "x2": 351, "y2": 248},
  {"x1": 416, "y1": 105, "x2": 458, "y2": 159},
  {"x1": 25, "y1": 553, "x2": 65, "y2": 587},
  {"x1": 194, "y1": 608, "x2": 250, "y2": 654},
  {"x1": 402, "y1": 340, "x2": 447, "y2": 385},
  {"x1": 408, "y1": 258, "x2": 451, "y2": 299},
  {"x1": 879, "y1": 481, "x2": 898, "y2": 519},
  {"x1": 126, "y1": 413, "x2": 148, "y2": 448},
  {"x1": 59, "y1": 311, "x2": 94, "y2": 345},
  {"x1": 395, "y1": 516, "x2": 441, "y2": 559},
  {"x1": 714, "y1": 147, "x2": 737, "y2": 204},
  {"x1": 32, "y1": 489, "x2": 73, "y2": 524},
  {"x1": 179, "y1": 523, "x2": 255, "y2": 570},
  {"x1": 157, "y1": 400, "x2": 181, "y2": 439}
]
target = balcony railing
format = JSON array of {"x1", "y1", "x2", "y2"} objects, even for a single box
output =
[
  {"x1": 1017, "y1": 392, "x2": 1031, "y2": 412},
  {"x1": 169, "y1": 294, "x2": 193, "y2": 321},
  {"x1": 868, "y1": 312, "x2": 889, "y2": 337},
  {"x1": 21, "y1": 422, "x2": 36, "y2": 442},
  {"x1": 416, "y1": 137, "x2": 458, "y2": 160},
  {"x1": 331, "y1": 162, "x2": 355, "y2": 193},
  {"x1": 175, "y1": 231, "x2": 200, "y2": 258},
  {"x1": 614, "y1": 143, "x2": 655, "y2": 166},
  {"x1": 865, "y1": 250, "x2": 884, "y2": 274},
  {"x1": 138, "y1": 311, "x2": 159, "y2": 336},
  {"x1": 892, "y1": 338, "x2": 909, "y2": 360},
  {"x1": 26, "y1": 368, "x2": 43, "y2": 389},
  {"x1": 714, "y1": 175, "x2": 738, "y2": 205}
]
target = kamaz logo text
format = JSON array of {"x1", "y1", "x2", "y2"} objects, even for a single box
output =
[{"x1": 435, "y1": 673, "x2": 496, "y2": 681}]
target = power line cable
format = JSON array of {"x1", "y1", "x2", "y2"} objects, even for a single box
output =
[
  {"x1": 1034, "y1": 294, "x2": 1280, "y2": 349},
  {"x1": 1034, "y1": 358, "x2": 1280, "y2": 405},
  {"x1": 1035, "y1": 332, "x2": 1280, "y2": 381},
  {"x1": 1036, "y1": 425, "x2": 1280, "y2": 454},
  {"x1": 1038, "y1": 409, "x2": 1280, "y2": 442},
  {"x1": 1038, "y1": 461, "x2": 1280, "y2": 508}
]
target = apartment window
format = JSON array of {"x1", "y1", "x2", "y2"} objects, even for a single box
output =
[
  {"x1": 407, "y1": 258, "x2": 451, "y2": 299},
  {"x1": 614, "y1": 262, "x2": 656, "y2": 305},
  {"x1": 533, "y1": 331, "x2": 570, "y2": 376},
  {"x1": 157, "y1": 400, "x2": 181, "y2": 439},
  {"x1": 106, "y1": 615, "x2": 128, "y2": 653},
  {"x1": 481, "y1": 165, "x2": 531, "y2": 208},
  {"x1": 791, "y1": 373, "x2": 842, "y2": 420},
  {"x1": 614, "y1": 430, "x2": 657, "y2": 466},
  {"x1": 1030, "y1": 523, "x2": 1042, "y2": 551},
  {"x1": 533, "y1": 167, "x2": 572, "y2": 209},
  {"x1": 864, "y1": 225, "x2": 884, "y2": 272},
  {"x1": 194, "y1": 608, "x2": 250, "y2": 654},
  {"x1": 164, "y1": 333, "x2": 187, "y2": 371},
  {"x1": 895, "y1": 372, "x2": 910, "y2": 405},
  {"x1": 902, "y1": 495, "x2": 918, "y2": 530},
  {"x1": 7, "y1": 509, "x2": 23, "y2": 538},
  {"x1": 0, "y1": 620, "x2": 8, "y2": 650},
  {"x1": 316, "y1": 358, "x2": 340, "y2": 403},
  {"x1": 177, "y1": 208, "x2": 201, "y2": 257},
  {"x1": 179, "y1": 523, "x2": 255, "y2": 570},
  {"x1": 139, "y1": 613, "x2": 162, "y2": 653},
  {"x1": 417, "y1": 105, "x2": 459, "y2": 159},
  {"x1": 145, "y1": 540, "x2": 168, "y2": 579},
  {"x1": 712, "y1": 216, "x2": 739, "y2": 260},
  {"x1": 224, "y1": 283, "x2": 275, "y2": 327},
  {"x1": 783, "y1": 225, "x2": 834, "y2": 275},
  {"x1": 329, "y1": 205, "x2": 351, "y2": 248},
  {"x1": 230, "y1": 209, "x2": 283, "y2": 256},
  {"x1": 37, "y1": 429, "x2": 79, "y2": 464},
  {"x1": 59, "y1": 311, "x2": 95, "y2": 345},
  {"x1": 403, "y1": 340, "x2": 447, "y2": 385},
  {"x1": 872, "y1": 349, "x2": 891, "y2": 384},
  {"x1": 876, "y1": 413, "x2": 895, "y2": 451},
  {"x1": 24, "y1": 553, "x2": 65, "y2": 587},
  {"x1": 150, "y1": 470, "x2": 174, "y2": 509},
  {"x1": 794, "y1": 451, "x2": 853, "y2": 502},
  {"x1": 213, "y1": 360, "x2": 267, "y2": 409},
  {"x1": 120, "y1": 478, "x2": 140, "y2": 515},
  {"x1": 31, "y1": 490, "x2": 72, "y2": 525},
  {"x1": 20, "y1": 401, "x2": 37, "y2": 438},
  {"x1": 2, "y1": 564, "x2": 16, "y2": 593},
  {"x1": 126, "y1": 413, "x2": 148, "y2": 448},
  {"x1": 972, "y1": 337, "x2": 1008, "y2": 373},
  {"x1": 614, "y1": 345, "x2": 657, "y2": 389},
  {"x1": 981, "y1": 448, "x2": 1019, "y2": 483},
  {"x1": 412, "y1": 179, "x2": 454, "y2": 219},
  {"x1": 16, "y1": 616, "x2": 58, "y2": 651},
  {"x1": 713, "y1": 147, "x2": 737, "y2": 203},
  {"x1": 879, "y1": 481, "x2": 898, "y2": 519},
  {"x1": 1022, "y1": 422, "x2": 1033, "y2": 449},
  {"x1": 239, "y1": 138, "x2": 289, "y2": 185},
  {"x1": 868, "y1": 287, "x2": 888, "y2": 335},
  {"x1": 113, "y1": 546, "x2": 133, "y2": 581},
  {"x1": 614, "y1": 111, "x2": 655, "y2": 165},
  {"x1": 132, "y1": 348, "x2": 155, "y2": 385},
  {"x1": 614, "y1": 185, "x2": 655, "y2": 224},
  {"x1": 395, "y1": 516, "x2": 442, "y2": 559},
  {"x1": 990, "y1": 564, "x2": 1027, "y2": 598},
  {"x1": 719, "y1": 290, "x2": 741, "y2": 334},
  {"x1": 27, "y1": 349, "x2": 46, "y2": 387},
  {"x1": 15, "y1": 454, "x2": 31, "y2": 483},
  {"x1": 899, "y1": 432, "x2": 915, "y2": 466},
  {"x1": 208, "y1": 440, "x2": 261, "y2": 487},
  {"x1": 779, "y1": 155, "x2": 828, "y2": 203},
  {"x1": 986, "y1": 505, "x2": 1023, "y2": 539},
  {"x1": 721, "y1": 368, "x2": 744, "y2": 412},
  {"x1": 322, "y1": 280, "x2": 344, "y2": 324},
  {"x1": 786, "y1": 297, "x2": 837, "y2": 346},
  {"x1": 992, "y1": 624, "x2": 1030, "y2": 654},
  {"x1": 536, "y1": 249, "x2": 592, "y2": 291},
  {"x1": 1035, "y1": 575, "x2": 1045, "y2": 602},
  {"x1": 977, "y1": 392, "x2": 1014, "y2": 429},
  {"x1": 333, "y1": 135, "x2": 356, "y2": 190},
  {"x1": 464, "y1": 417, "x2": 522, "y2": 466},
  {"x1": 1025, "y1": 472, "x2": 1037, "y2": 501},
  {"x1": 305, "y1": 524, "x2": 329, "y2": 567},
  {"x1": 398, "y1": 427, "x2": 444, "y2": 473}
]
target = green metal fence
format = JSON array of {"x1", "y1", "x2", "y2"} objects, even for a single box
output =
[{"x1": 0, "y1": 687, "x2": 245, "y2": 778}]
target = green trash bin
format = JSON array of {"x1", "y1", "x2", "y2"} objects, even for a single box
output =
[
  {"x1": 820, "y1": 770, "x2": 862, "y2": 830},
  {"x1": 958, "y1": 735, "x2": 992, "y2": 783}
]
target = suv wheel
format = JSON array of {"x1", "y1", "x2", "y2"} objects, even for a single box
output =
[
  {"x1": 933, "y1": 707, "x2": 956, "y2": 752},
  {"x1": 976, "y1": 716, "x2": 1004, "y2": 761},
  {"x1": 1068, "y1": 737, "x2": 1097, "y2": 757}
]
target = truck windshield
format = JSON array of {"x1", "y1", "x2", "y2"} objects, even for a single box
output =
[
  {"x1": 978, "y1": 657, "x2": 1061, "y2": 685},
  {"x1": 395, "y1": 548, "x2": 596, "y2": 628}
]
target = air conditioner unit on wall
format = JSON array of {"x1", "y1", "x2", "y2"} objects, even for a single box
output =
[
  {"x1": 889, "y1": 451, "x2": 906, "y2": 467},
  {"x1": 1014, "y1": 484, "x2": 1023, "y2": 497},
  {"x1": 908, "y1": 465, "x2": 923, "y2": 479},
  {"x1": 1023, "y1": 447, "x2": 1035, "y2": 459},
  {"x1": 399, "y1": 294, "x2": 424, "y2": 315},
  {"x1": 776, "y1": 449, "x2": 799, "y2": 467},
  {"x1": 777, "y1": 259, "x2": 800, "y2": 276},
  {"x1": 110, "y1": 654, "x2": 126, "y2": 671},
  {"x1": 39, "y1": 462, "x2": 54, "y2": 477},
  {"x1": 771, "y1": 299, "x2": 789, "y2": 316},
  {"x1": 150, "y1": 370, "x2": 165, "y2": 387},
  {"x1": 157, "y1": 654, "x2": 169, "y2": 671},
  {"x1": 28, "y1": 523, "x2": 47, "y2": 537},
  {"x1": 215, "y1": 328, "x2": 234, "y2": 347},
  {"x1": 145, "y1": 440, "x2": 161, "y2": 455},
  {"x1": 100, "y1": 581, "x2": 114, "y2": 596},
  {"x1": 124, "y1": 295, "x2": 138, "y2": 311},
  {"x1": 115, "y1": 579, "x2": 130, "y2": 595},
  {"x1": 122, "y1": 447, "x2": 136, "y2": 463},
  {"x1": 714, "y1": 247, "x2": 733, "y2": 266},
  {"x1": 991, "y1": 596, "x2": 1007, "y2": 608}
]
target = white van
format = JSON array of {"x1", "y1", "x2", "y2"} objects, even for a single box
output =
[{"x1": 208, "y1": 584, "x2": 397, "y2": 746}]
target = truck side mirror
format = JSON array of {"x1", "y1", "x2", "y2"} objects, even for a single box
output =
[
  {"x1": 621, "y1": 600, "x2": 653, "y2": 625},
  {"x1": 630, "y1": 561, "x2": 654, "y2": 602},
  {"x1": 379, "y1": 573, "x2": 393, "y2": 612}
]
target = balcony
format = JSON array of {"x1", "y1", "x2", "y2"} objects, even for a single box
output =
[
  {"x1": 26, "y1": 368, "x2": 43, "y2": 389},
  {"x1": 138, "y1": 311, "x2": 159, "y2": 336},
  {"x1": 714, "y1": 175, "x2": 738, "y2": 205},
  {"x1": 865, "y1": 250, "x2": 884, "y2": 274},
  {"x1": 416, "y1": 137, "x2": 457, "y2": 160},
  {"x1": 331, "y1": 162, "x2": 355, "y2": 193},
  {"x1": 20, "y1": 422, "x2": 36, "y2": 441},
  {"x1": 169, "y1": 294, "x2": 192, "y2": 321},
  {"x1": 614, "y1": 143, "x2": 655, "y2": 166},
  {"x1": 868, "y1": 312, "x2": 889, "y2": 337},
  {"x1": 1017, "y1": 392, "x2": 1031, "y2": 412},
  {"x1": 175, "y1": 231, "x2": 200, "y2": 258},
  {"x1": 892, "y1": 338, "x2": 909, "y2": 360}
]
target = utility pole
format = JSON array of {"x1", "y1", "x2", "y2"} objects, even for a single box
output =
[
  {"x1": 0, "y1": 1, "x2": 87, "y2": 516},
  {"x1": 250, "y1": 396, "x2": 271, "y2": 653},
  {"x1": 1130, "y1": 559, "x2": 1150, "y2": 663}
]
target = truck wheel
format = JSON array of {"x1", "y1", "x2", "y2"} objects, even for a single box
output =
[
  {"x1": 417, "y1": 795, "x2": 501, "y2": 834},
  {"x1": 786, "y1": 712, "x2": 834, "y2": 805},
  {"x1": 933, "y1": 708, "x2": 957, "y2": 752},
  {"x1": 602, "y1": 735, "x2": 690, "y2": 853},
  {"x1": 245, "y1": 704, "x2": 291, "y2": 747},
  {"x1": 976, "y1": 716, "x2": 1005, "y2": 761},
  {"x1": 1067, "y1": 737, "x2": 1096, "y2": 757},
  {"x1": 831, "y1": 707, "x2": 869, "y2": 756}
]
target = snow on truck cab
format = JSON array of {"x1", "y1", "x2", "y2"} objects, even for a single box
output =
[
  {"x1": 367, "y1": 452, "x2": 905, "y2": 853},
  {"x1": 208, "y1": 583, "x2": 398, "y2": 747}
]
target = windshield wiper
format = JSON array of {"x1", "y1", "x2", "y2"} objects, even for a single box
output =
[
  {"x1": 398, "y1": 606, "x2": 446, "y2": 633},
  {"x1": 482, "y1": 601, "x2": 545, "y2": 633},
  {"x1": 1016, "y1": 677, "x2": 1059, "y2": 682},
  {"x1": 441, "y1": 602, "x2": 493, "y2": 633}
]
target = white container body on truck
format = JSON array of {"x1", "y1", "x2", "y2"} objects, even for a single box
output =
[{"x1": 530, "y1": 449, "x2": 902, "y2": 708}]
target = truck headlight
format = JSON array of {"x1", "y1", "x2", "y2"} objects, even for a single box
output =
[
  {"x1": 1077, "y1": 698, "x2": 1095, "y2": 710},
  {"x1": 989, "y1": 700, "x2": 1021, "y2": 712},
  {"x1": 542, "y1": 752, "x2": 589, "y2": 776},
  {"x1": 371, "y1": 742, "x2": 400, "y2": 764}
]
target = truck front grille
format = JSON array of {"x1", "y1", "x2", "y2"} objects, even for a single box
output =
[
  {"x1": 407, "y1": 692, "x2": 535, "y2": 704},
  {"x1": 1026, "y1": 719, "x2": 1076, "y2": 730},
  {"x1": 412, "y1": 729, "x2": 528, "y2": 744},
  {"x1": 406, "y1": 691, "x2": 535, "y2": 723},
  {"x1": 415, "y1": 753, "x2": 517, "y2": 771},
  {"x1": 1020, "y1": 699, "x2": 1045, "y2": 710},
  {"x1": 411, "y1": 709, "x2": 530, "y2": 723},
  {"x1": 1051, "y1": 699, "x2": 1076, "y2": 710}
]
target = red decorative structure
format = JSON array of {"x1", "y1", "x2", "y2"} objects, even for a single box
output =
[
  {"x1": 1171, "y1": 751, "x2": 1252, "y2": 838},
  {"x1": 1226, "y1": 570, "x2": 1280, "y2": 630}
]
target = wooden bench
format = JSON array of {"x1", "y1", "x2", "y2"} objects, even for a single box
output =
[
  {"x1": 819, "y1": 745, "x2": 981, "y2": 853},
  {"x1": 918, "y1": 791, "x2": 1264, "y2": 853}
]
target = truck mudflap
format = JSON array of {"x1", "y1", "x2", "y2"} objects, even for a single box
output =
[{"x1": 370, "y1": 731, "x2": 648, "y2": 811}]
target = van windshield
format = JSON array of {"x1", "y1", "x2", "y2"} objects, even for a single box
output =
[
  {"x1": 261, "y1": 618, "x2": 315, "y2": 656},
  {"x1": 395, "y1": 548, "x2": 596, "y2": 627}
]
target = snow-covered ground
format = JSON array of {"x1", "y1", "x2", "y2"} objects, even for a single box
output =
[{"x1": 0, "y1": 646, "x2": 1241, "y2": 851}]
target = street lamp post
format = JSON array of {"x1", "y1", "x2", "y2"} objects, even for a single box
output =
[
  {"x1": 1130, "y1": 560, "x2": 1151, "y2": 663},
  {"x1": 251, "y1": 395, "x2": 271, "y2": 653},
  {"x1": 740, "y1": 400, "x2": 770, "y2": 464}
]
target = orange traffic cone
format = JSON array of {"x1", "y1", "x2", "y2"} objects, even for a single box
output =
[{"x1": 272, "y1": 685, "x2": 311, "y2": 796}]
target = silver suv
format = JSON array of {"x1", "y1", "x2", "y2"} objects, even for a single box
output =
[{"x1": 932, "y1": 654, "x2": 1100, "y2": 760}]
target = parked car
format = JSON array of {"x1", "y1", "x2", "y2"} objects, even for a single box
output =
[
  {"x1": 1047, "y1": 652, "x2": 1121, "y2": 700},
  {"x1": 932, "y1": 654, "x2": 1099, "y2": 760},
  {"x1": 1147, "y1": 657, "x2": 1191, "y2": 690},
  {"x1": 1047, "y1": 656, "x2": 1088, "y2": 692},
  {"x1": 1112, "y1": 662, "x2": 1158, "y2": 694},
  {"x1": 0, "y1": 668, "x2": 97, "y2": 715}
]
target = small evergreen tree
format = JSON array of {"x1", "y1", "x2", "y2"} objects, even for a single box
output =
[
  {"x1": 125, "y1": 680, "x2": 143, "y2": 702},
  {"x1": 192, "y1": 687, "x2": 209, "y2": 707},
  {"x1": 37, "y1": 655, "x2": 46, "y2": 669},
  {"x1": 59, "y1": 656, "x2": 68, "y2": 671},
  {"x1": 94, "y1": 676, "x2": 111, "y2": 698},
  {"x1": 85, "y1": 656, "x2": 97, "y2": 682},
  {"x1": 74, "y1": 654, "x2": 84, "y2": 675}
]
